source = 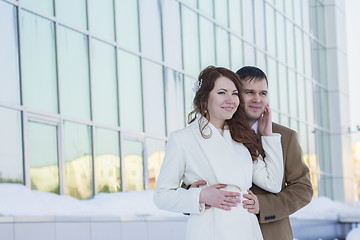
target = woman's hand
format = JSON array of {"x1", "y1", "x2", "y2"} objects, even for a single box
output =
[
  {"x1": 199, "y1": 184, "x2": 241, "y2": 211},
  {"x1": 258, "y1": 104, "x2": 273, "y2": 136},
  {"x1": 242, "y1": 190, "x2": 260, "y2": 214}
]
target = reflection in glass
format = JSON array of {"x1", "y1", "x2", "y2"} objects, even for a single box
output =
[
  {"x1": 0, "y1": 2, "x2": 20, "y2": 105},
  {"x1": 0, "y1": 108, "x2": 23, "y2": 183},
  {"x1": 216, "y1": 27, "x2": 230, "y2": 68},
  {"x1": 21, "y1": 11, "x2": 58, "y2": 113},
  {"x1": 146, "y1": 139, "x2": 165, "y2": 190},
  {"x1": 58, "y1": 26, "x2": 90, "y2": 120},
  {"x1": 91, "y1": 39, "x2": 118, "y2": 126},
  {"x1": 286, "y1": 21, "x2": 295, "y2": 68},
  {"x1": 139, "y1": 0, "x2": 162, "y2": 60},
  {"x1": 306, "y1": 80, "x2": 315, "y2": 124},
  {"x1": 56, "y1": 0, "x2": 87, "y2": 29},
  {"x1": 228, "y1": 0, "x2": 241, "y2": 35},
  {"x1": 276, "y1": 12, "x2": 286, "y2": 62},
  {"x1": 198, "y1": 0, "x2": 213, "y2": 17},
  {"x1": 230, "y1": 36, "x2": 243, "y2": 71},
  {"x1": 28, "y1": 122, "x2": 59, "y2": 194},
  {"x1": 184, "y1": 76, "x2": 196, "y2": 124},
  {"x1": 242, "y1": 0, "x2": 254, "y2": 42},
  {"x1": 142, "y1": 59, "x2": 165, "y2": 137},
  {"x1": 95, "y1": 128, "x2": 120, "y2": 193},
  {"x1": 21, "y1": 0, "x2": 53, "y2": 15},
  {"x1": 162, "y1": 0, "x2": 182, "y2": 69},
  {"x1": 288, "y1": 70, "x2": 298, "y2": 117},
  {"x1": 254, "y1": 0, "x2": 265, "y2": 50},
  {"x1": 116, "y1": 0, "x2": 139, "y2": 51},
  {"x1": 278, "y1": 64, "x2": 288, "y2": 115},
  {"x1": 165, "y1": 69, "x2": 185, "y2": 135},
  {"x1": 265, "y1": 5, "x2": 276, "y2": 56},
  {"x1": 295, "y1": 28, "x2": 304, "y2": 72},
  {"x1": 123, "y1": 140, "x2": 144, "y2": 191},
  {"x1": 214, "y1": 0, "x2": 228, "y2": 26},
  {"x1": 88, "y1": 0, "x2": 114, "y2": 40},
  {"x1": 199, "y1": 17, "x2": 215, "y2": 69},
  {"x1": 267, "y1": 58, "x2": 279, "y2": 111},
  {"x1": 118, "y1": 50, "x2": 143, "y2": 132},
  {"x1": 63, "y1": 121, "x2": 93, "y2": 199},
  {"x1": 182, "y1": 6, "x2": 200, "y2": 75},
  {"x1": 243, "y1": 43, "x2": 255, "y2": 65},
  {"x1": 297, "y1": 76, "x2": 307, "y2": 121}
]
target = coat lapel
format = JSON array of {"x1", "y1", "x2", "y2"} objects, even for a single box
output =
[{"x1": 189, "y1": 118, "x2": 251, "y2": 187}]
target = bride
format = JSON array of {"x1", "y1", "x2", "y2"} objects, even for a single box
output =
[{"x1": 153, "y1": 66, "x2": 283, "y2": 240}]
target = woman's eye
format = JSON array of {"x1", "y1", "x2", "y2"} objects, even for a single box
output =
[{"x1": 217, "y1": 92, "x2": 225, "y2": 95}]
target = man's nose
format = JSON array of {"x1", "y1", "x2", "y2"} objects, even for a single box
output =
[{"x1": 252, "y1": 94, "x2": 260, "y2": 102}]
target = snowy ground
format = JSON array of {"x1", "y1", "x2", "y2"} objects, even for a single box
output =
[{"x1": 1, "y1": 183, "x2": 360, "y2": 239}]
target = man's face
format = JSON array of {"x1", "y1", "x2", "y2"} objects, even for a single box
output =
[{"x1": 240, "y1": 78, "x2": 268, "y2": 126}]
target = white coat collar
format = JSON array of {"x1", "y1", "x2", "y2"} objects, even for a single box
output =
[{"x1": 189, "y1": 115, "x2": 250, "y2": 187}]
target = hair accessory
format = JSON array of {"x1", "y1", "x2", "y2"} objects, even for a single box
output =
[{"x1": 192, "y1": 78, "x2": 203, "y2": 93}]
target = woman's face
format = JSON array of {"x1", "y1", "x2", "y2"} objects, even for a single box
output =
[{"x1": 207, "y1": 76, "x2": 240, "y2": 129}]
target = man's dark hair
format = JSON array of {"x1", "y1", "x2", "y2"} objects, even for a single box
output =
[{"x1": 236, "y1": 66, "x2": 268, "y2": 85}]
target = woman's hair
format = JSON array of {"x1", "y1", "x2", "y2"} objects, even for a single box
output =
[{"x1": 188, "y1": 66, "x2": 261, "y2": 161}]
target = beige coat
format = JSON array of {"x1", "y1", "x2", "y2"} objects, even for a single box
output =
[
  {"x1": 154, "y1": 119, "x2": 284, "y2": 240},
  {"x1": 251, "y1": 123, "x2": 313, "y2": 240}
]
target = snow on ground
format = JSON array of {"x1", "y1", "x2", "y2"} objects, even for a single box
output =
[{"x1": 1, "y1": 183, "x2": 360, "y2": 238}]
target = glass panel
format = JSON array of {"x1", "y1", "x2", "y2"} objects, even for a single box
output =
[
  {"x1": 321, "y1": 88, "x2": 329, "y2": 128},
  {"x1": 242, "y1": 0, "x2": 254, "y2": 42},
  {"x1": 290, "y1": 119, "x2": 299, "y2": 133},
  {"x1": 146, "y1": 138, "x2": 165, "y2": 190},
  {"x1": 295, "y1": 28, "x2": 304, "y2": 73},
  {"x1": 28, "y1": 121, "x2": 59, "y2": 194},
  {"x1": 297, "y1": 75, "x2": 307, "y2": 121},
  {"x1": 21, "y1": 11, "x2": 58, "y2": 113},
  {"x1": 116, "y1": 0, "x2": 139, "y2": 51},
  {"x1": 229, "y1": 0, "x2": 241, "y2": 35},
  {"x1": 285, "y1": 0, "x2": 293, "y2": 20},
  {"x1": 294, "y1": 0, "x2": 302, "y2": 26},
  {"x1": 182, "y1": 6, "x2": 200, "y2": 75},
  {"x1": 184, "y1": 76, "x2": 196, "y2": 124},
  {"x1": 256, "y1": 51, "x2": 266, "y2": 72},
  {"x1": 288, "y1": 70, "x2": 298, "y2": 117},
  {"x1": 95, "y1": 128, "x2": 120, "y2": 193},
  {"x1": 142, "y1": 59, "x2": 166, "y2": 137},
  {"x1": 139, "y1": 0, "x2": 162, "y2": 60},
  {"x1": 0, "y1": 108, "x2": 23, "y2": 183},
  {"x1": 254, "y1": 0, "x2": 265, "y2": 50},
  {"x1": 278, "y1": 64, "x2": 288, "y2": 114},
  {"x1": 56, "y1": 0, "x2": 87, "y2": 29},
  {"x1": 63, "y1": 121, "x2": 93, "y2": 199},
  {"x1": 182, "y1": 0, "x2": 197, "y2": 8},
  {"x1": 91, "y1": 39, "x2": 118, "y2": 126},
  {"x1": 304, "y1": 36, "x2": 312, "y2": 76},
  {"x1": 302, "y1": 0, "x2": 310, "y2": 31},
  {"x1": 276, "y1": 12, "x2": 286, "y2": 62},
  {"x1": 88, "y1": 0, "x2": 114, "y2": 40},
  {"x1": 274, "y1": 0, "x2": 285, "y2": 13},
  {"x1": 198, "y1": 17, "x2": 216, "y2": 69},
  {"x1": 214, "y1": 0, "x2": 228, "y2": 26},
  {"x1": 199, "y1": 17, "x2": 215, "y2": 69},
  {"x1": 165, "y1": 69, "x2": 185, "y2": 135},
  {"x1": 308, "y1": 127, "x2": 319, "y2": 197},
  {"x1": 58, "y1": 26, "x2": 90, "y2": 120},
  {"x1": 306, "y1": 80, "x2": 315, "y2": 124},
  {"x1": 286, "y1": 21, "x2": 295, "y2": 68},
  {"x1": 123, "y1": 140, "x2": 144, "y2": 191},
  {"x1": 215, "y1": 26, "x2": 230, "y2": 68},
  {"x1": 230, "y1": 36, "x2": 243, "y2": 71},
  {"x1": 243, "y1": 43, "x2": 255, "y2": 65},
  {"x1": 0, "y1": 2, "x2": 20, "y2": 105},
  {"x1": 265, "y1": 5, "x2": 276, "y2": 56},
  {"x1": 162, "y1": 0, "x2": 182, "y2": 69},
  {"x1": 267, "y1": 57, "x2": 279, "y2": 111},
  {"x1": 198, "y1": 0, "x2": 213, "y2": 17},
  {"x1": 21, "y1": 0, "x2": 53, "y2": 15},
  {"x1": 118, "y1": 50, "x2": 143, "y2": 132}
]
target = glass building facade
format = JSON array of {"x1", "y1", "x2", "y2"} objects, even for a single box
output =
[{"x1": 0, "y1": 0, "x2": 354, "y2": 202}]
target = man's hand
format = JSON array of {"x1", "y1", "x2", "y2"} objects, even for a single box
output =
[
  {"x1": 258, "y1": 104, "x2": 273, "y2": 136},
  {"x1": 242, "y1": 190, "x2": 260, "y2": 214},
  {"x1": 199, "y1": 184, "x2": 241, "y2": 211}
]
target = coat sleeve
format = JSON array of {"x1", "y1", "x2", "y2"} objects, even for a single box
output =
[
  {"x1": 252, "y1": 134, "x2": 284, "y2": 193},
  {"x1": 153, "y1": 132, "x2": 205, "y2": 215},
  {"x1": 257, "y1": 130, "x2": 313, "y2": 223}
]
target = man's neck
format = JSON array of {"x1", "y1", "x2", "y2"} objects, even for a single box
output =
[{"x1": 248, "y1": 120, "x2": 257, "y2": 127}]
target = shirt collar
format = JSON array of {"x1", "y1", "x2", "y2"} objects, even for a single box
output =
[{"x1": 251, "y1": 121, "x2": 258, "y2": 133}]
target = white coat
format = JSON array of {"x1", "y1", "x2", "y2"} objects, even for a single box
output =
[{"x1": 153, "y1": 118, "x2": 283, "y2": 240}]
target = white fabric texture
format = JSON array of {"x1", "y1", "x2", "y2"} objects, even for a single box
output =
[{"x1": 153, "y1": 118, "x2": 283, "y2": 240}]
